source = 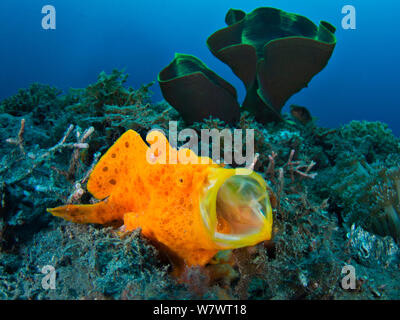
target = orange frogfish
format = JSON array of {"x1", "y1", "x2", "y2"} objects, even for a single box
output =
[{"x1": 48, "y1": 129, "x2": 273, "y2": 275}]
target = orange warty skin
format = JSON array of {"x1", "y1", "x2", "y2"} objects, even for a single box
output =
[{"x1": 49, "y1": 130, "x2": 225, "y2": 272}]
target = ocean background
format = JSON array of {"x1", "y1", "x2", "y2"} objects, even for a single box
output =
[{"x1": 0, "y1": 0, "x2": 398, "y2": 135}]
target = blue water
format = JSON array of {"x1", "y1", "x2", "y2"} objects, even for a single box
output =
[{"x1": 0, "y1": 0, "x2": 399, "y2": 135}]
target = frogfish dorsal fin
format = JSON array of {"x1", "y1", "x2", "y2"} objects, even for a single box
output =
[{"x1": 87, "y1": 129, "x2": 149, "y2": 200}]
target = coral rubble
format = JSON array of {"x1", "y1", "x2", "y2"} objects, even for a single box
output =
[{"x1": 0, "y1": 69, "x2": 399, "y2": 300}]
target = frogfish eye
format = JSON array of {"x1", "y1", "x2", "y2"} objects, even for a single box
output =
[{"x1": 200, "y1": 168, "x2": 273, "y2": 249}]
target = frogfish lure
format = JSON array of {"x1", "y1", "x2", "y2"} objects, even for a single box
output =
[{"x1": 48, "y1": 129, "x2": 273, "y2": 274}]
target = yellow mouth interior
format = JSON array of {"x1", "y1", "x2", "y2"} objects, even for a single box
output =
[{"x1": 201, "y1": 168, "x2": 273, "y2": 249}]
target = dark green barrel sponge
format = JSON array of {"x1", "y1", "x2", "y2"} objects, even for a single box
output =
[
  {"x1": 207, "y1": 7, "x2": 337, "y2": 123},
  {"x1": 158, "y1": 53, "x2": 240, "y2": 124}
]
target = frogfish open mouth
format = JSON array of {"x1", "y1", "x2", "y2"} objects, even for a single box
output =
[{"x1": 48, "y1": 129, "x2": 273, "y2": 274}]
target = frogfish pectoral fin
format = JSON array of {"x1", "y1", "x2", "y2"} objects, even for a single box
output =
[{"x1": 47, "y1": 200, "x2": 122, "y2": 224}]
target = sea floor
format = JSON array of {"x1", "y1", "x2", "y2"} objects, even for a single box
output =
[{"x1": 0, "y1": 73, "x2": 399, "y2": 299}]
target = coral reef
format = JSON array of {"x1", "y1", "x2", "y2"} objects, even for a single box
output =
[
  {"x1": 0, "y1": 225, "x2": 187, "y2": 299},
  {"x1": 0, "y1": 83, "x2": 62, "y2": 117},
  {"x1": 0, "y1": 118, "x2": 95, "y2": 252},
  {"x1": 0, "y1": 70, "x2": 399, "y2": 300},
  {"x1": 207, "y1": 7, "x2": 336, "y2": 123},
  {"x1": 158, "y1": 53, "x2": 240, "y2": 124},
  {"x1": 158, "y1": 7, "x2": 336, "y2": 124},
  {"x1": 331, "y1": 121, "x2": 400, "y2": 163},
  {"x1": 329, "y1": 159, "x2": 400, "y2": 242},
  {"x1": 314, "y1": 121, "x2": 400, "y2": 242},
  {"x1": 347, "y1": 225, "x2": 399, "y2": 267},
  {"x1": 65, "y1": 69, "x2": 167, "y2": 149}
]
